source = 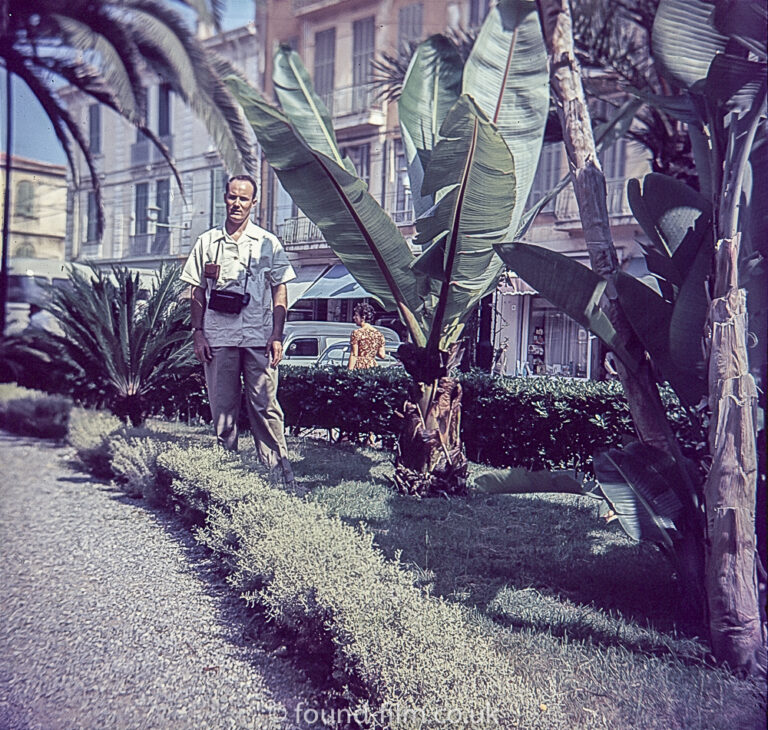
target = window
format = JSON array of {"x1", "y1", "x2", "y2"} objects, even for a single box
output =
[
  {"x1": 344, "y1": 144, "x2": 370, "y2": 188},
  {"x1": 314, "y1": 28, "x2": 336, "y2": 112},
  {"x1": 154, "y1": 178, "x2": 170, "y2": 253},
  {"x1": 158, "y1": 83, "x2": 171, "y2": 137},
  {"x1": 86, "y1": 191, "x2": 99, "y2": 242},
  {"x1": 469, "y1": 0, "x2": 491, "y2": 27},
  {"x1": 155, "y1": 178, "x2": 170, "y2": 224},
  {"x1": 352, "y1": 16, "x2": 375, "y2": 111},
  {"x1": 286, "y1": 338, "x2": 319, "y2": 358},
  {"x1": 88, "y1": 104, "x2": 101, "y2": 154},
  {"x1": 527, "y1": 298, "x2": 589, "y2": 377},
  {"x1": 14, "y1": 180, "x2": 34, "y2": 218},
  {"x1": 210, "y1": 168, "x2": 227, "y2": 226},
  {"x1": 599, "y1": 139, "x2": 627, "y2": 180},
  {"x1": 393, "y1": 139, "x2": 413, "y2": 223},
  {"x1": 527, "y1": 143, "x2": 564, "y2": 212},
  {"x1": 398, "y1": 3, "x2": 423, "y2": 53},
  {"x1": 136, "y1": 86, "x2": 147, "y2": 142},
  {"x1": 135, "y1": 182, "x2": 149, "y2": 235}
]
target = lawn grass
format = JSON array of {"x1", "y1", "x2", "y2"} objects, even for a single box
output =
[{"x1": 290, "y1": 435, "x2": 765, "y2": 729}]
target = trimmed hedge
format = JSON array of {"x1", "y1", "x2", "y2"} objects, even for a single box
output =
[
  {"x1": 0, "y1": 384, "x2": 72, "y2": 439},
  {"x1": 279, "y1": 368, "x2": 704, "y2": 473}
]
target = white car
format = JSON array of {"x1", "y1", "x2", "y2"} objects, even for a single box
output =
[
  {"x1": 282, "y1": 321, "x2": 401, "y2": 367},
  {"x1": 315, "y1": 341, "x2": 402, "y2": 369}
]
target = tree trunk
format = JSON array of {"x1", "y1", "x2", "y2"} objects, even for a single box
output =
[
  {"x1": 393, "y1": 376, "x2": 468, "y2": 497},
  {"x1": 535, "y1": 0, "x2": 685, "y2": 456},
  {"x1": 704, "y1": 235, "x2": 767, "y2": 677}
]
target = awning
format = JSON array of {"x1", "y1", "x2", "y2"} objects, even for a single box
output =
[
  {"x1": 286, "y1": 265, "x2": 329, "y2": 308},
  {"x1": 299, "y1": 264, "x2": 371, "y2": 300}
]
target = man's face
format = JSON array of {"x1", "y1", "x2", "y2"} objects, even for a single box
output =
[{"x1": 224, "y1": 179, "x2": 257, "y2": 226}]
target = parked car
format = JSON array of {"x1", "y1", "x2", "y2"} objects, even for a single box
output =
[
  {"x1": 315, "y1": 341, "x2": 402, "y2": 369},
  {"x1": 282, "y1": 321, "x2": 400, "y2": 367}
]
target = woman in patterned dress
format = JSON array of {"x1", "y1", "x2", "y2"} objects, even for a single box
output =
[{"x1": 347, "y1": 302, "x2": 386, "y2": 370}]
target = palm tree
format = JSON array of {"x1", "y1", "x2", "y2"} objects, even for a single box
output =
[
  {"x1": 36, "y1": 264, "x2": 196, "y2": 426},
  {"x1": 1, "y1": 0, "x2": 257, "y2": 231},
  {"x1": 0, "y1": 0, "x2": 258, "y2": 333}
]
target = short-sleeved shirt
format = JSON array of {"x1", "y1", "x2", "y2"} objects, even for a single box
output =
[{"x1": 180, "y1": 221, "x2": 296, "y2": 348}]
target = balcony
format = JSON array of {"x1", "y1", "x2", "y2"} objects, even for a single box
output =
[
  {"x1": 554, "y1": 179, "x2": 632, "y2": 227},
  {"x1": 277, "y1": 216, "x2": 330, "y2": 252},
  {"x1": 292, "y1": 0, "x2": 356, "y2": 16},
  {"x1": 324, "y1": 83, "x2": 385, "y2": 132},
  {"x1": 129, "y1": 230, "x2": 170, "y2": 257}
]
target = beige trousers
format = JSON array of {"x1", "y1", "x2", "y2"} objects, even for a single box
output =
[{"x1": 204, "y1": 346, "x2": 293, "y2": 480}]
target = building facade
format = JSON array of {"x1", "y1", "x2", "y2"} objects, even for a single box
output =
[
  {"x1": 63, "y1": 0, "x2": 654, "y2": 378},
  {"x1": 63, "y1": 25, "x2": 262, "y2": 271},
  {"x1": 0, "y1": 154, "x2": 67, "y2": 260}
]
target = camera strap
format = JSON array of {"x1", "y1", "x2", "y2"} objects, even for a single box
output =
[{"x1": 241, "y1": 244, "x2": 252, "y2": 294}]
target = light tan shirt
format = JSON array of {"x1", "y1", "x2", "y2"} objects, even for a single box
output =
[{"x1": 180, "y1": 221, "x2": 296, "y2": 347}]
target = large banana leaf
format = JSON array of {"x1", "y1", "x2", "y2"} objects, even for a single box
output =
[
  {"x1": 414, "y1": 96, "x2": 517, "y2": 347},
  {"x1": 652, "y1": 0, "x2": 729, "y2": 90},
  {"x1": 626, "y1": 173, "x2": 712, "y2": 258},
  {"x1": 399, "y1": 35, "x2": 463, "y2": 218},
  {"x1": 463, "y1": 0, "x2": 549, "y2": 241},
  {"x1": 614, "y1": 272, "x2": 706, "y2": 407},
  {"x1": 593, "y1": 442, "x2": 685, "y2": 549},
  {"x1": 494, "y1": 242, "x2": 642, "y2": 371},
  {"x1": 475, "y1": 467, "x2": 598, "y2": 496},
  {"x1": 225, "y1": 74, "x2": 427, "y2": 345},
  {"x1": 668, "y1": 240, "x2": 711, "y2": 377},
  {"x1": 272, "y1": 45, "x2": 357, "y2": 177}
]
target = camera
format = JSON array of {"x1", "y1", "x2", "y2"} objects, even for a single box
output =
[{"x1": 208, "y1": 289, "x2": 251, "y2": 314}]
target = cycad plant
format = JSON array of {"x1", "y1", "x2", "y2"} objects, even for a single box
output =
[
  {"x1": 36, "y1": 264, "x2": 195, "y2": 426},
  {"x1": 224, "y1": 0, "x2": 550, "y2": 495}
]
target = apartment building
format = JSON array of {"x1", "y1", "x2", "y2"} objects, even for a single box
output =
[
  {"x1": 0, "y1": 154, "x2": 67, "y2": 260},
  {"x1": 62, "y1": 25, "x2": 262, "y2": 271}
]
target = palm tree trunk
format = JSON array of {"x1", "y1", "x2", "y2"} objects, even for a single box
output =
[
  {"x1": 705, "y1": 234, "x2": 767, "y2": 676},
  {"x1": 393, "y1": 377, "x2": 468, "y2": 496}
]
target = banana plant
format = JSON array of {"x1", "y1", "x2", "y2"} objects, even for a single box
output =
[
  {"x1": 496, "y1": 0, "x2": 767, "y2": 674},
  {"x1": 225, "y1": 0, "x2": 549, "y2": 495}
]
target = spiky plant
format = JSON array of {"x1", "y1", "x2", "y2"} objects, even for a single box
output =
[{"x1": 37, "y1": 264, "x2": 196, "y2": 426}]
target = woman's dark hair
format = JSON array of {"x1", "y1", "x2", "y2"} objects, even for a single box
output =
[{"x1": 353, "y1": 302, "x2": 375, "y2": 323}]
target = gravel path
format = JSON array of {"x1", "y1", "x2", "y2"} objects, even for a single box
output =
[{"x1": 0, "y1": 432, "x2": 322, "y2": 730}]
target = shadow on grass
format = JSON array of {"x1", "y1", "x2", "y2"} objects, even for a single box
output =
[{"x1": 300, "y1": 438, "x2": 710, "y2": 665}]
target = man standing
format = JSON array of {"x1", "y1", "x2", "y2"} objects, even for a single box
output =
[{"x1": 181, "y1": 175, "x2": 297, "y2": 487}]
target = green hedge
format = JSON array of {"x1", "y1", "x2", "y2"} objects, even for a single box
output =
[
  {"x1": 278, "y1": 368, "x2": 703, "y2": 473},
  {"x1": 0, "y1": 384, "x2": 72, "y2": 439}
]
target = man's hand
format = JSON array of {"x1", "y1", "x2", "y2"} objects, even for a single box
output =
[
  {"x1": 266, "y1": 336, "x2": 283, "y2": 367},
  {"x1": 193, "y1": 330, "x2": 212, "y2": 363}
]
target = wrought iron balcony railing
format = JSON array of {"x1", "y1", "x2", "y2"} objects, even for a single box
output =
[{"x1": 554, "y1": 179, "x2": 631, "y2": 223}]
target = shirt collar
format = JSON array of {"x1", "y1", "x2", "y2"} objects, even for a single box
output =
[{"x1": 218, "y1": 220, "x2": 262, "y2": 245}]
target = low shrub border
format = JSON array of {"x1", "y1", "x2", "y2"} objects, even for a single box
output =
[
  {"x1": 279, "y1": 368, "x2": 704, "y2": 472},
  {"x1": 0, "y1": 384, "x2": 72, "y2": 439}
]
